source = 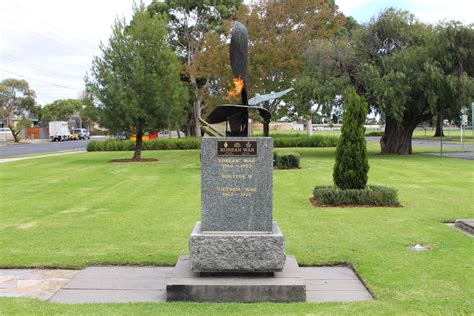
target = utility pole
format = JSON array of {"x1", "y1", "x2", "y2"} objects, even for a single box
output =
[
  {"x1": 472, "y1": 102, "x2": 474, "y2": 144},
  {"x1": 440, "y1": 107, "x2": 443, "y2": 157}
]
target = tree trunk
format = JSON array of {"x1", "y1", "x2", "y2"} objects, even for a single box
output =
[
  {"x1": 12, "y1": 131, "x2": 20, "y2": 142},
  {"x1": 190, "y1": 72, "x2": 202, "y2": 138},
  {"x1": 380, "y1": 117, "x2": 419, "y2": 155},
  {"x1": 185, "y1": 115, "x2": 194, "y2": 136},
  {"x1": 132, "y1": 131, "x2": 143, "y2": 161},
  {"x1": 177, "y1": 130, "x2": 181, "y2": 138},
  {"x1": 434, "y1": 114, "x2": 444, "y2": 137},
  {"x1": 306, "y1": 118, "x2": 313, "y2": 136},
  {"x1": 194, "y1": 97, "x2": 202, "y2": 137},
  {"x1": 8, "y1": 124, "x2": 20, "y2": 142}
]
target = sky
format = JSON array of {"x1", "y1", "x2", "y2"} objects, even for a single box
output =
[{"x1": 1, "y1": 0, "x2": 473, "y2": 106}]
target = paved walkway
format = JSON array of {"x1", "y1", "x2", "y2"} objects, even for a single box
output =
[
  {"x1": 423, "y1": 151, "x2": 474, "y2": 160},
  {"x1": 0, "y1": 151, "x2": 84, "y2": 164},
  {"x1": 0, "y1": 266, "x2": 372, "y2": 303},
  {"x1": 0, "y1": 270, "x2": 79, "y2": 300}
]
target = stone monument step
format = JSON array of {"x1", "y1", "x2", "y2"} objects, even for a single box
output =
[{"x1": 166, "y1": 255, "x2": 306, "y2": 302}]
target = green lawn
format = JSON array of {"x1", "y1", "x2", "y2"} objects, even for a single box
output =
[{"x1": 1, "y1": 143, "x2": 473, "y2": 314}]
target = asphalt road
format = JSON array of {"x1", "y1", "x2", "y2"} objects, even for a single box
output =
[
  {"x1": 0, "y1": 137, "x2": 106, "y2": 157},
  {"x1": 1, "y1": 136, "x2": 472, "y2": 159},
  {"x1": 366, "y1": 136, "x2": 474, "y2": 160}
]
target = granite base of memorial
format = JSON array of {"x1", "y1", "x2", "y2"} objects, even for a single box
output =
[{"x1": 189, "y1": 221, "x2": 285, "y2": 273}]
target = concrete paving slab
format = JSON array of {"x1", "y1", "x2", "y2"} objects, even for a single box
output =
[
  {"x1": 2, "y1": 264, "x2": 372, "y2": 304},
  {"x1": 0, "y1": 269, "x2": 79, "y2": 301},
  {"x1": 0, "y1": 292, "x2": 21, "y2": 298},
  {"x1": 305, "y1": 279, "x2": 368, "y2": 291},
  {"x1": 300, "y1": 267, "x2": 359, "y2": 280},
  {"x1": 64, "y1": 278, "x2": 169, "y2": 290},
  {"x1": 306, "y1": 290, "x2": 373, "y2": 302},
  {"x1": 75, "y1": 267, "x2": 174, "y2": 279},
  {"x1": 0, "y1": 270, "x2": 33, "y2": 276},
  {"x1": 0, "y1": 280, "x2": 17, "y2": 289},
  {"x1": 446, "y1": 223, "x2": 474, "y2": 237},
  {"x1": 455, "y1": 219, "x2": 474, "y2": 235},
  {"x1": 50, "y1": 289, "x2": 166, "y2": 304}
]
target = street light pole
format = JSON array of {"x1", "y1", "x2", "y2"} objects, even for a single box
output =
[
  {"x1": 472, "y1": 102, "x2": 474, "y2": 144},
  {"x1": 440, "y1": 107, "x2": 443, "y2": 157}
]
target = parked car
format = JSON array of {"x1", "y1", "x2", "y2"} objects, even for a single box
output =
[
  {"x1": 0, "y1": 127, "x2": 14, "y2": 142},
  {"x1": 74, "y1": 128, "x2": 90, "y2": 140},
  {"x1": 115, "y1": 132, "x2": 129, "y2": 140},
  {"x1": 69, "y1": 130, "x2": 79, "y2": 140}
]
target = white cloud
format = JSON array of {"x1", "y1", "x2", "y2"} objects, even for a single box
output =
[
  {"x1": 407, "y1": 0, "x2": 474, "y2": 24},
  {"x1": 335, "y1": 0, "x2": 372, "y2": 15},
  {"x1": 336, "y1": 0, "x2": 474, "y2": 24},
  {"x1": 0, "y1": 0, "x2": 149, "y2": 105}
]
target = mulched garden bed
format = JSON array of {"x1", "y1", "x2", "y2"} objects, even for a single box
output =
[{"x1": 309, "y1": 197, "x2": 403, "y2": 208}]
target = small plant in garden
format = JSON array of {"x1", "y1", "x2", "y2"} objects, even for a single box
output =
[
  {"x1": 312, "y1": 88, "x2": 399, "y2": 207},
  {"x1": 333, "y1": 88, "x2": 369, "y2": 190},
  {"x1": 274, "y1": 152, "x2": 300, "y2": 169}
]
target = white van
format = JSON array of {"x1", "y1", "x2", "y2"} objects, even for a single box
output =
[{"x1": 0, "y1": 127, "x2": 14, "y2": 142}]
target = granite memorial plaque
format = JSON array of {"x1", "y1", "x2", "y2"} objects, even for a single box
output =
[{"x1": 201, "y1": 137, "x2": 273, "y2": 232}]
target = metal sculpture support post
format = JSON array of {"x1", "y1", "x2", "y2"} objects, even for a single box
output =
[{"x1": 229, "y1": 21, "x2": 249, "y2": 136}]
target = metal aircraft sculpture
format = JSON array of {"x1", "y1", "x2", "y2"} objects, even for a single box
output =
[{"x1": 203, "y1": 21, "x2": 293, "y2": 137}]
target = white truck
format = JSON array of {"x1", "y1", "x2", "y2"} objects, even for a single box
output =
[{"x1": 49, "y1": 121, "x2": 69, "y2": 141}]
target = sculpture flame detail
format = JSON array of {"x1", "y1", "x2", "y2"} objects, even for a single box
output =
[{"x1": 228, "y1": 76, "x2": 245, "y2": 98}]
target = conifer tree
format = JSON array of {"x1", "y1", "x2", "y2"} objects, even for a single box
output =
[
  {"x1": 87, "y1": 4, "x2": 188, "y2": 160},
  {"x1": 333, "y1": 88, "x2": 369, "y2": 189}
]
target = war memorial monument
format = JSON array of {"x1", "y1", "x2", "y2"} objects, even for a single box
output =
[{"x1": 166, "y1": 21, "x2": 306, "y2": 302}]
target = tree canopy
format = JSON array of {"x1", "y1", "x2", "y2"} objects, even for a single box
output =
[
  {"x1": 148, "y1": 0, "x2": 242, "y2": 136},
  {"x1": 41, "y1": 99, "x2": 83, "y2": 123},
  {"x1": 86, "y1": 3, "x2": 188, "y2": 160},
  {"x1": 299, "y1": 8, "x2": 474, "y2": 154},
  {"x1": 0, "y1": 78, "x2": 37, "y2": 142}
]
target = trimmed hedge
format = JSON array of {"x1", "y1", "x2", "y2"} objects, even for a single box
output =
[
  {"x1": 313, "y1": 185, "x2": 400, "y2": 207},
  {"x1": 87, "y1": 135, "x2": 338, "y2": 151},
  {"x1": 273, "y1": 135, "x2": 338, "y2": 147},
  {"x1": 87, "y1": 138, "x2": 201, "y2": 152},
  {"x1": 274, "y1": 152, "x2": 300, "y2": 169},
  {"x1": 365, "y1": 131, "x2": 384, "y2": 137}
]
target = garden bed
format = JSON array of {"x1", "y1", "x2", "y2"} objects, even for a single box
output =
[{"x1": 312, "y1": 185, "x2": 401, "y2": 207}]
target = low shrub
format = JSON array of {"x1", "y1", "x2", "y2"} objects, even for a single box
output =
[
  {"x1": 313, "y1": 185, "x2": 400, "y2": 207},
  {"x1": 87, "y1": 135, "x2": 337, "y2": 151},
  {"x1": 274, "y1": 152, "x2": 301, "y2": 169},
  {"x1": 366, "y1": 131, "x2": 384, "y2": 137},
  {"x1": 87, "y1": 138, "x2": 200, "y2": 152},
  {"x1": 273, "y1": 135, "x2": 338, "y2": 147},
  {"x1": 269, "y1": 132, "x2": 308, "y2": 138}
]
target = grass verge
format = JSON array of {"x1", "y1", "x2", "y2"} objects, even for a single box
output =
[{"x1": 0, "y1": 143, "x2": 473, "y2": 314}]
